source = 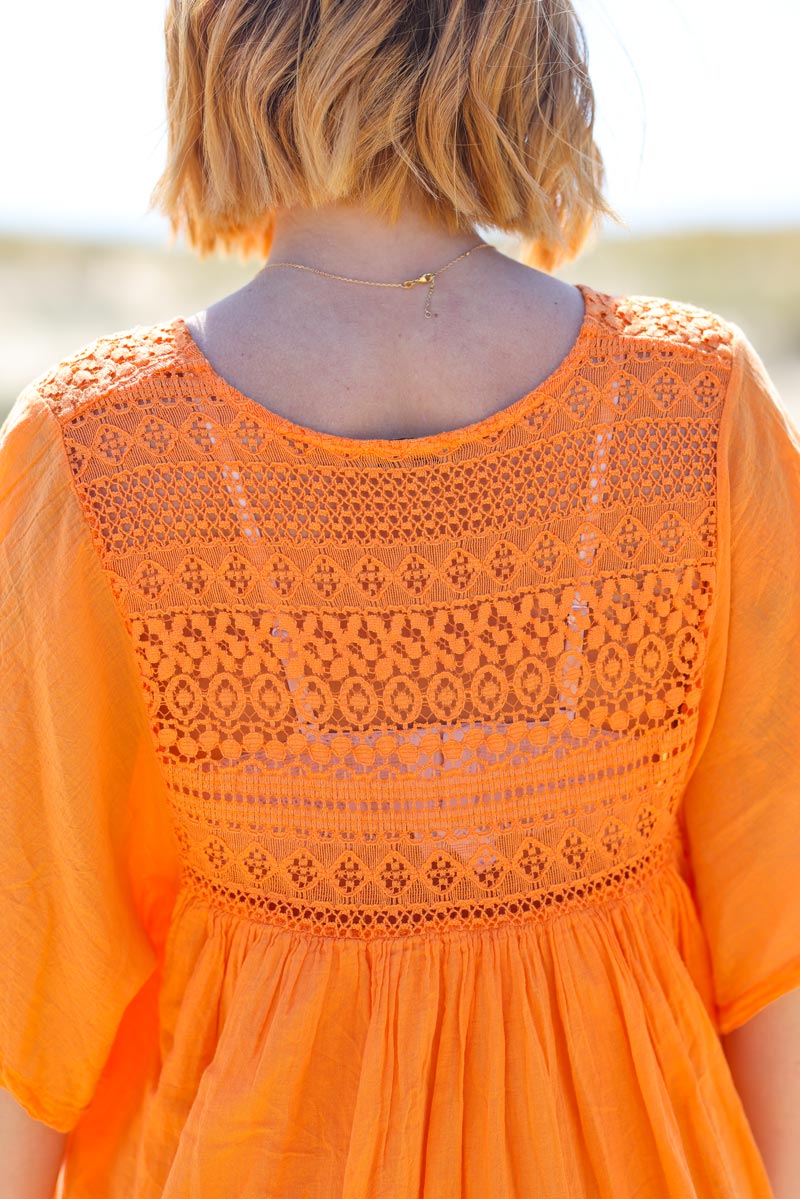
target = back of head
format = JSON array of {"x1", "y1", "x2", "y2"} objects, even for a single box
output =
[{"x1": 150, "y1": 0, "x2": 618, "y2": 270}]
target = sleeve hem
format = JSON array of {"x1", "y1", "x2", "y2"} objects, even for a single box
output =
[
  {"x1": 717, "y1": 954, "x2": 800, "y2": 1035},
  {"x1": 0, "y1": 1056, "x2": 84, "y2": 1133}
]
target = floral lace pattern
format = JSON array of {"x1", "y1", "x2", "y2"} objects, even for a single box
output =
[{"x1": 35, "y1": 286, "x2": 735, "y2": 938}]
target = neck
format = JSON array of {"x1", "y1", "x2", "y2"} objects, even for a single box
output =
[{"x1": 263, "y1": 198, "x2": 491, "y2": 283}]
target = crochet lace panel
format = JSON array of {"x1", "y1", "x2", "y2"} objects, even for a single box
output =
[{"x1": 37, "y1": 286, "x2": 735, "y2": 939}]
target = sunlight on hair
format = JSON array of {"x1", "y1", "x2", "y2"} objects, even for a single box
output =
[{"x1": 149, "y1": 0, "x2": 622, "y2": 270}]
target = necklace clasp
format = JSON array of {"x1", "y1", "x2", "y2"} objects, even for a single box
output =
[{"x1": 402, "y1": 272, "x2": 435, "y2": 288}]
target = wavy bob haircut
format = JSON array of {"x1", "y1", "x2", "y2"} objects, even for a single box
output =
[{"x1": 149, "y1": 0, "x2": 619, "y2": 271}]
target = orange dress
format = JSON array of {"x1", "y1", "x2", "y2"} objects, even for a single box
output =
[{"x1": 1, "y1": 284, "x2": 799, "y2": 1198}]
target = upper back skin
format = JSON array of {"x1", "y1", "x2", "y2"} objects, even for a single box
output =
[{"x1": 183, "y1": 257, "x2": 586, "y2": 442}]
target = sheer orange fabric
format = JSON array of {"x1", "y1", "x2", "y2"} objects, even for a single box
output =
[{"x1": 1, "y1": 284, "x2": 799, "y2": 1197}]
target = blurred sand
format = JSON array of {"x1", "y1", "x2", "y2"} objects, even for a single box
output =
[{"x1": 1, "y1": 227, "x2": 798, "y2": 422}]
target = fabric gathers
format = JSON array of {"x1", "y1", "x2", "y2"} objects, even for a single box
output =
[{"x1": 1, "y1": 283, "x2": 799, "y2": 1197}]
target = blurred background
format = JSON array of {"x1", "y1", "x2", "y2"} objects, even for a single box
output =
[{"x1": 1, "y1": 0, "x2": 798, "y2": 421}]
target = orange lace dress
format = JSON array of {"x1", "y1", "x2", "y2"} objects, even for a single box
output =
[{"x1": 1, "y1": 284, "x2": 799, "y2": 1198}]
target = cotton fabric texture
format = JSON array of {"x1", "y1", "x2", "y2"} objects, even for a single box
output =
[{"x1": 1, "y1": 284, "x2": 799, "y2": 1198}]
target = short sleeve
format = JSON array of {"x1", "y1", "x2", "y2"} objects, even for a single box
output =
[
  {"x1": 678, "y1": 326, "x2": 800, "y2": 1036},
  {"x1": 0, "y1": 385, "x2": 181, "y2": 1131}
]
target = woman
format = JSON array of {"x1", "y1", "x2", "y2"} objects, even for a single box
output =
[{"x1": 1, "y1": 1, "x2": 798, "y2": 1196}]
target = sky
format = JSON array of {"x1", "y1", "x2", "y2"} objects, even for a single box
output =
[{"x1": 2, "y1": 1, "x2": 798, "y2": 245}]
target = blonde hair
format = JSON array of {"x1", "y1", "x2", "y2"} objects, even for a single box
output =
[{"x1": 149, "y1": 0, "x2": 619, "y2": 271}]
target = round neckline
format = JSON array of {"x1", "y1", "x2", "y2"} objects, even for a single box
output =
[{"x1": 172, "y1": 281, "x2": 597, "y2": 456}]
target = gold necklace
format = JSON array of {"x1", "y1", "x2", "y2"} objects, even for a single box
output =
[{"x1": 258, "y1": 241, "x2": 494, "y2": 319}]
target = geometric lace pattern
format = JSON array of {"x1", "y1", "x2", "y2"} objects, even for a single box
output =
[{"x1": 35, "y1": 285, "x2": 735, "y2": 937}]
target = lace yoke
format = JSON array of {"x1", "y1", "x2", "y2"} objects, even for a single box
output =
[{"x1": 34, "y1": 285, "x2": 734, "y2": 940}]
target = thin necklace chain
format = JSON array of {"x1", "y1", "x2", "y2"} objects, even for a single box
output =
[{"x1": 258, "y1": 240, "x2": 494, "y2": 319}]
